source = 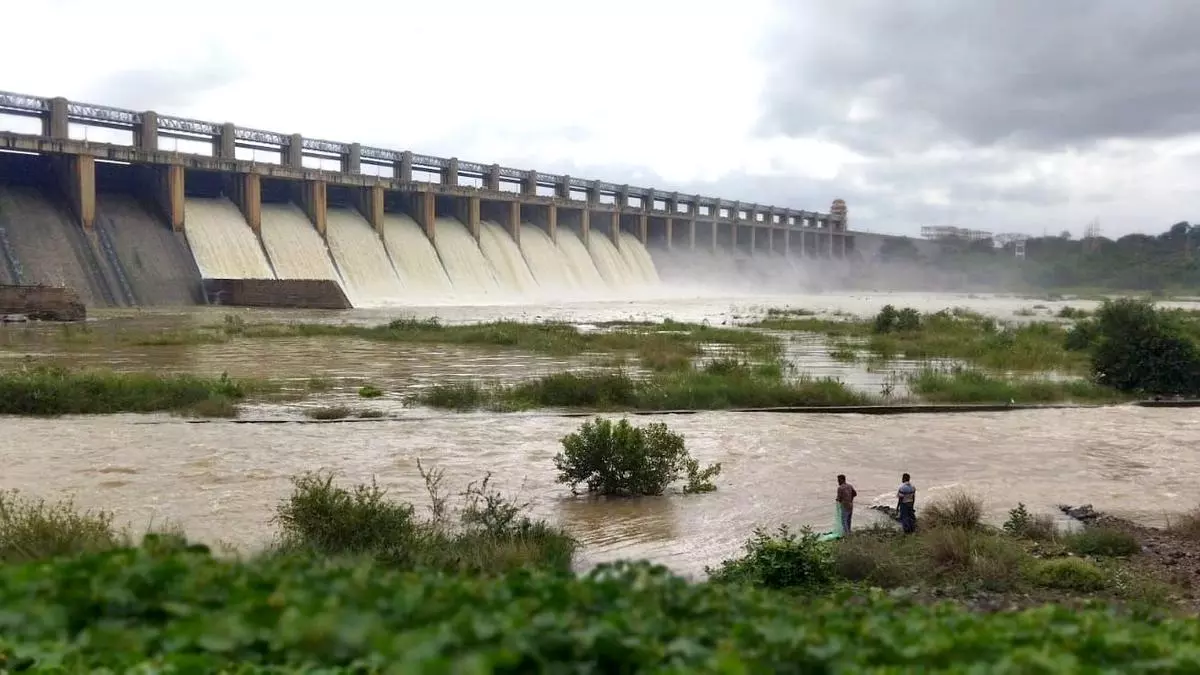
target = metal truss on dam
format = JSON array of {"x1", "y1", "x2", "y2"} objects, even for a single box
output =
[{"x1": 0, "y1": 90, "x2": 852, "y2": 258}]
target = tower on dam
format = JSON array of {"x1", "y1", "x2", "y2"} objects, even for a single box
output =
[{"x1": 0, "y1": 90, "x2": 856, "y2": 309}]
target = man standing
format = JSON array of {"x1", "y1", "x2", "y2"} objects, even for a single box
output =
[
  {"x1": 836, "y1": 474, "x2": 857, "y2": 535},
  {"x1": 897, "y1": 473, "x2": 917, "y2": 534}
]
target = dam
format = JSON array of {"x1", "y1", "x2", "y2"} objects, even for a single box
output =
[{"x1": 0, "y1": 90, "x2": 856, "y2": 309}]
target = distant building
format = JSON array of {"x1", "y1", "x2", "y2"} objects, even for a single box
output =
[{"x1": 920, "y1": 225, "x2": 993, "y2": 242}]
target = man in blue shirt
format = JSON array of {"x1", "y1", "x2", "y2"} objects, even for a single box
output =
[{"x1": 897, "y1": 473, "x2": 917, "y2": 534}]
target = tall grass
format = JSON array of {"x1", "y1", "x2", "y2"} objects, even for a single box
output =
[
  {"x1": 908, "y1": 367, "x2": 1124, "y2": 404},
  {"x1": 0, "y1": 363, "x2": 274, "y2": 416},
  {"x1": 0, "y1": 490, "x2": 122, "y2": 562},
  {"x1": 411, "y1": 360, "x2": 871, "y2": 412},
  {"x1": 272, "y1": 468, "x2": 576, "y2": 574}
]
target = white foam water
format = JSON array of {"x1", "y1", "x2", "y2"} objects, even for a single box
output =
[
  {"x1": 325, "y1": 208, "x2": 405, "y2": 306},
  {"x1": 381, "y1": 214, "x2": 454, "y2": 299},
  {"x1": 478, "y1": 221, "x2": 539, "y2": 295},
  {"x1": 183, "y1": 197, "x2": 274, "y2": 279},
  {"x1": 259, "y1": 203, "x2": 341, "y2": 282},
  {"x1": 431, "y1": 217, "x2": 502, "y2": 297}
]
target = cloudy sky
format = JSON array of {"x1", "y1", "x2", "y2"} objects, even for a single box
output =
[{"x1": 2, "y1": 0, "x2": 1197, "y2": 237}]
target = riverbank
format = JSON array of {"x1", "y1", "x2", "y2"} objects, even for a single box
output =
[{"x1": 3, "y1": 480, "x2": 1200, "y2": 669}]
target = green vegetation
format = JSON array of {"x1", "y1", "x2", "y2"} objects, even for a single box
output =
[
  {"x1": 273, "y1": 469, "x2": 575, "y2": 574},
  {"x1": 357, "y1": 384, "x2": 384, "y2": 398},
  {"x1": 554, "y1": 417, "x2": 721, "y2": 496},
  {"x1": 411, "y1": 359, "x2": 870, "y2": 412},
  {"x1": 1066, "y1": 298, "x2": 1200, "y2": 396},
  {"x1": 9, "y1": 544, "x2": 1200, "y2": 671},
  {"x1": 707, "y1": 525, "x2": 836, "y2": 589},
  {"x1": 907, "y1": 367, "x2": 1124, "y2": 404},
  {"x1": 0, "y1": 362, "x2": 273, "y2": 417}
]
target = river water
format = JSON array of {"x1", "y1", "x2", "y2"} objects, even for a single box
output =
[{"x1": 3, "y1": 291, "x2": 1200, "y2": 576}]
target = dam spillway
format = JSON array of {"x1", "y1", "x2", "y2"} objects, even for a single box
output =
[{"x1": 0, "y1": 89, "x2": 857, "y2": 309}]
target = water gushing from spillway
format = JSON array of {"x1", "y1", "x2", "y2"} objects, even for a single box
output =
[
  {"x1": 324, "y1": 208, "x2": 405, "y2": 306},
  {"x1": 431, "y1": 217, "x2": 502, "y2": 297},
  {"x1": 618, "y1": 232, "x2": 660, "y2": 286},
  {"x1": 478, "y1": 221, "x2": 539, "y2": 295},
  {"x1": 258, "y1": 204, "x2": 341, "y2": 282},
  {"x1": 587, "y1": 233, "x2": 634, "y2": 287},
  {"x1": 183, "y1": 198, "x2": 274, "y2": 279},
  {"x1": 381, "y1": 214, "x2": 454, "y2": 300},
  {"x1": 519, "y1": 223, "x2": 580, "y2": 292},
  {"x1": 555, "y1": 229, "x2": 609, "y2": 291}
]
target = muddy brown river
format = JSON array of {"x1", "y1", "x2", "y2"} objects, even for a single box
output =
[{"x1": 3, "y1": 292, "x2": 1200, "y2": 577}]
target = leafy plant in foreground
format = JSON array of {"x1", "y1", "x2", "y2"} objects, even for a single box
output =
[
  {"x1": 707, "y1": 525, "x2": 835, "y2": 589},
  {"x1": 554, "y1": 417, "x2": 721, "y2": 496},
  {"x1": 6, "y1": 543, "x2": 1199, "y2": 671}
]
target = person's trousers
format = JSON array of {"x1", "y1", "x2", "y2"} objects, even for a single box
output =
[
  {"x1": 899, "y1": 502, "x2": 916, "y2": 534},
  {"x1": 841, "y1": 506, "x2": 853, "y2": 534}
]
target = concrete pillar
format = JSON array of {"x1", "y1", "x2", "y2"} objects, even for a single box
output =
[
  {"x1": 485, "y1": 164, "x2": 501, "y2": 191},
  {"x1": 444, "y1": 158, "x2": 459, "y2": 186},
  {"x1": 418, "y1": 191, "x2": 435, "y2": 243},
  {"x1": 303, "y1": 180, "x2": 327, "y2": 236},
  {"x1": 547, "y1": 204, "x2": 558, "y2": 243},
  {"x1": 711, "y1": 220, "x2": 717, "y2": 252},
  {"x1": 396, "y1": 152, "x2": 414, "y2": 182},
  {"x1": 46, "y1": 97, "x2": 69, "y2": 139},
  {"x1": 56, "y1": 155, "x2": 95, "y2": 229},
  {"x1": 665, "y1": 218, "x2": 673, "y2": 249},
  {"x1": 239, "y1": 174, "x2": 261, "y2": 233},
  {"x1": 457, "y1": 196, "x2": 480, "y2": 240},
  {"x1": 610, "y1": 212, "x2": 621, "y2": 249},
  {"x1": 749, "y1": 225, "x2": 756, "y2": 256},
  {"x1": 522, "y1": 171, "x2": 537, "y2": 197},
  {"x1": 638, "y1": 213, "x2": 647, "y2": 244},
  {"x1": 138, "y1": 111, "x2": 158, "y2": 151},
  {"x1": 556, "y1": 176, "x2": 571, "y2": 199},
  {"x1": 286, "y1": 134, "x2": 303, "y2": 170},
  {"x1": 508, "y1": 201, "x2": 521, "y2": 243},
  {"x1": 617, "y1": 185, "x2": 629, "y2": 210},
  {"x1": 731, "y1": 221, "x2": 738, "y2": 250},
  {"x1": 580, "y1": 209, "x2": 591, "y2": 246},
  {"x1": 218, "y1": 123, "x2": 236, "y2": 160},
  {"x1": 356, "y1": 185, "x2": 384, "y2": 233},
  {"x1": 346, "y1": 143, "x2": 362, "y2": 175},
  {"x1": 784, "y1": 227, "x2": 791, "y2": 257},
  {"x1": 768, "y1": 226, "x2": 775, "y2": 254},
  {"x1": 157, "y1": 165, "x2": 185, "y2": 231},
  {"x1": 689, "y1": 220, "x2": 696, "y2": 250}
]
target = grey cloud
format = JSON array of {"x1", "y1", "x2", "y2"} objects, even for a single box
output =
[
  {"x1": 759, "y1": 0, "x2": 1200, "y2": 153},
  {"x1": 83, "y1": 52, "x2": 242, "y2": 111}
]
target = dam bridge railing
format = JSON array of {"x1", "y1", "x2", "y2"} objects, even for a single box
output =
[{"x1": 0, "y1": 90, "x2": 851, "y2": 258}]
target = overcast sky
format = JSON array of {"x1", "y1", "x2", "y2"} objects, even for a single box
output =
[{"x1": 2, "y1": 0, "x2": 1197, "y2": 237}]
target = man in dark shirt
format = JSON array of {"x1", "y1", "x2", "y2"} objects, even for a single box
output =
[
  {"x1": 836, "y1": 474, "x2": 857, "y2": 535},
  {"x1": 897, "y1": 473, "x2": 917, "y2": 534}
]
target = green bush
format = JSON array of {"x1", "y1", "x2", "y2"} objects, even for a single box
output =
[
  {"x1": 922, "y1": 491, "x2": 985, "y2": 530},
  {"x1": 1028, "y1": 558, "x2": 1108, "y2": 592},
  {"x1": 707, "y1": 525, "x2": 835, "y2": 589},
  {"x1": 1086, "y1": 298, "x2": 1200, "y2": 395},
  {"x1": 1066, "y1": 526, "x2": 1141, "y2": 557},
  {"x1": 6, "y1": 546, "x2": 1200, "y2": 671},
  {"x1": 358, "y1": 384, "x2": 384, "y2": 398},
  {"x1": 0, "y1": 489, "x2": 123, "y2": 562},
  {"x1": 1002, "y1": 503, "x2": 1058, "y2": 541},
  {"x1": 872, "y1": 305, "x2": 922, "y2": 334},
  {"x1": 554, "y1": 418, "x2": 721, "y2": 496},
  {"x1": 273, "y1": 469, "x2": 576, "y2": 574}
]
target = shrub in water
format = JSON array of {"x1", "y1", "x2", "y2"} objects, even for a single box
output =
[
  {"x1": 554, "y1": 417, "x2": 721, "y2": 496},
  {"x1": 1028, "y1": 558, "x2": 1108, "y2": 592},
  {"x1": 707, "y1": 525, "x2": 836, "y2": 589},
  {"x1": 1087, "y1": 298, "x2": 1200, "y2": 395}
]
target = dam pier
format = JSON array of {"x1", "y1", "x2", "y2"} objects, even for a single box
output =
[{"x1": 0, "y1": 90, "x2": 856, "y2": 309}]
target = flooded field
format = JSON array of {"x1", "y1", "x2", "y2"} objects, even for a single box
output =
[{"x1": 3, "y1": 291, "x2": 1199, "y2": 575}]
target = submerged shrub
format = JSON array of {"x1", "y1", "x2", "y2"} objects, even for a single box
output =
[
  {"x1": 1087, "y1": 298, "x2": 1200, "y2": 395},
  {"x1": 554, "y1": 417, "x2": 721, "y2": 496},
  {"x1": 707, "y1": 525, "x2": 835, "y2": 589}
]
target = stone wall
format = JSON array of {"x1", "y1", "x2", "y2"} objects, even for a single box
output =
[
  {"x1": 202, "y1": 278, "x2": 351, "y2": 310},
  {"x1": 0, "y1": 284, "x2": 87, "y2": 321}
]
